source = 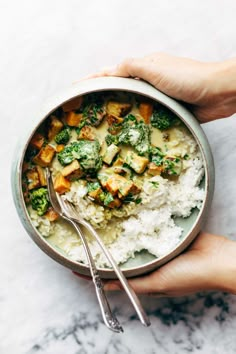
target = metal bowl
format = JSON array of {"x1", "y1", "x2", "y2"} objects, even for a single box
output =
[{"x1": 11, "y1": 77, "x2": 215, "y2": 279}]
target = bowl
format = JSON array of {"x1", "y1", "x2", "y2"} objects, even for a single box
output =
[{"x1": 11, "y1": 77, "x2": 215, "y2": 279}]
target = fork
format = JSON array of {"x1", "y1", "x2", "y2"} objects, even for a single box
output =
[
  {"x1": 59, "y1": 193, "x2": 151, "y2": 328},
  {"x1": 45, "y1": 168, "x2": 123, "y2": 333}
]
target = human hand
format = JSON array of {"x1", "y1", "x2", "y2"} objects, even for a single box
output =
[
  {"x1": 93, "y1": 53, "x2": 236, "y2": 123},
  {"x1": 104, "y1": 232, "x2": 236, "y2": 297}
]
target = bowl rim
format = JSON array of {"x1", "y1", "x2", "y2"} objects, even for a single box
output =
[{"x1": 11, "y1": 77, "x2": 215, "y2": 279}]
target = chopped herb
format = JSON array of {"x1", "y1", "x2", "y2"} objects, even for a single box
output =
[
  {"x1": 149, "y1": 181, "x2": 159, "y2": 188},
  {"x1": 184, "y1": 154, "x2": 189, "y2": 160},
  {"x1": 105, "y1": 134, "x2": 119, "y2": 146},
  {"x1": 103, "y1": 192, "x2": 114, "y2": 206},
  {"x1": 87, "y1": 181, "x2": 101, "y2": 193},
  {"x1": 135, "y1": 198, "x2": 142, "y2": 204}
]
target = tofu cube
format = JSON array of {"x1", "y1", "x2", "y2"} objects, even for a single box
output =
[
  {"x1": 48, "y1": 116, "x2": 64, "y2": 141},
  {"x1": 103, "y1": 144, "x2": 120, "y2": 165},
  {"x1": 97, "y1": 169, "x2": 110, "y2": 188},
  {"x1": 36, "y1": 165, "x2": 47, "y2": 186},
  {"x1": 62, "y1": 96, "x2": 83, "y2": 112},
  {"x1": 147, "y1": 162, "x2": 163, "y2": 176},
  {"x1": 113, "y1": 157, "x2": 126, "y2": 174},
  {"x1": 65, "y1": 112, "x2": 83, "y2": 127},
  {"x1": 26, "y1": 168, "x2": 40, "y2": 190},
  {"x1": 29, "y1": 133, "x2": 45, "y2": 150},
  {"x1": 26, "y1": 166, "x2": 46, "y2": 189},
  {"x1": 105, "y1": 174, "x2": 138, "y2": 197},
  {"x1": 139, "y1": 102, "x2": 153, "y2": 124},
  {"x1": 53, "y1": 173, "x2": 71, "y2": 194},
  {"x1": 77, "y1": 126, "x2": 95, "y2": 140},
  {"x1": 124, "y1": 151, "x2": 149, "y2": 174},
  {"x1": 61, "y1": 160, "x2": 83, "y2": 181},
  {"x1": 106, "y1": 101, "x2": 132, "y2": 117},
  {"x1": 33, "y1": 144, "x2": 55, "y2": 167},
  {"x1": 106, "y1": 114, "x2": 124, "y2": 126}
]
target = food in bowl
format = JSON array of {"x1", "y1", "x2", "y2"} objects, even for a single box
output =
[{"x1": 22, "y1": 91, "x2": 205, "y2": 267}]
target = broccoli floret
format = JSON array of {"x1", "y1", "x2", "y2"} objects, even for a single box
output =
[
  {"x1": 30, "y1": 187, "x2": 49, "y2": 216},
  {"x1": 55, "y1": 129, "x2": 70, "y2": 144},
  {"x1": 57, "y1": 140, "x2": 102, "y2": 173},
  {"x1": 118, "y1": 120, "x2": 151, "y2": 155},
  {"x1": 151, "y1": 105, "x2": 178, "y2": 130},
  {"x1": 57, "y1": 143, "x2": 77, "y2": 165},
  {"x1": 105, "y1": 134, "x2": 119, "y2": 146}
]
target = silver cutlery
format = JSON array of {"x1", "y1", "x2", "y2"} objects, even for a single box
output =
[
  {"x1": 46, "y1": 168, "x2": 123, "y2": 333},
  {"x1": 57, "y1": 186, "x2": 151, "y2": 328}
]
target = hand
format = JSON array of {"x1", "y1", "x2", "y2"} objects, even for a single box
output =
[
  {"x1": 93, "y1": 53, "x2": 236, "y2": 122},
  {"x1": 104, "y1": 232, "x2": 236, "y2": 296}
]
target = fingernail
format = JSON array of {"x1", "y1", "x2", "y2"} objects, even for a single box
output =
[{"x1": 104, "y1": 282, "x2": 121, "y2": 291}]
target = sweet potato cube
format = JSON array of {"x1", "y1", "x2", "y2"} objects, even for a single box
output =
[
  {"x1": 106, "y1": 101, "x2": 132, "y2": 117},
  {"x1": 103, "y1": 144, "x2": 120, "y2": 165},
  {"x1": 77, "y1": 126, "x2": 95, "y2": 140},
  {"x1": 53, "y1": 173, "x2": 71, "y2": 194},
  {"x1": 48, "y1": 116, "x2": 64, "y2": 141},
  {"x1": 55, "y1": 144, "x2": 65, "y2": 153},
  {"x1": 125, "y1": 151, "x2": 149, "y2": 174},
  {"x1": 36, "y1": 166, "x2": 47, "y2": 186},
  {"x1": 139, "y1": 102, "x2": 153, "y2": 124},
  {"x1": 61, "y1": 160, "x2": 83, "y2": 180},
  {"x1": 65, "y1": 112, "x2": 83, "y2": 127},
  {"x1": 26, "y1": 168, "x2": 40, "y2": 190},
  {"x1": 29, "y1": 133, "x2": 45, "y2": 150},
  {"x1": 62, "y1": 96, "x2": 83, "y2": 112},
  {"x1": 45, "y1": 207, "x2": 59, "y2": 222},
  {"x1": 33, "y1": 145, "x2": 55, "y2": 167},
  {"x1": 147, "y1": 162, "x2": 163, "y2": 176}
]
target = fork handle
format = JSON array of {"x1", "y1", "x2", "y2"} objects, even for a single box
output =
[
  {"x1": 73, "y1": 218, "x2": 150, "y2": 327},
  {"x1": 65, "y1": 216, "x2": 123, "y2": 333}
]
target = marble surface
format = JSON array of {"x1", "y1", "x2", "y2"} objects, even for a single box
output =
[{"x1": 1, "y1": 0, "x2": 236, "y2": 353}]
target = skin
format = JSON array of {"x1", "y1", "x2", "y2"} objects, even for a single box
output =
[{"x1": 79, "y1": 53, "x2": 236, "y2": 296}]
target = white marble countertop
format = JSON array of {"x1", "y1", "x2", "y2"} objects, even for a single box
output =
[{"x1": 1, "y1": 0, "x2": 236, "y2": 353}]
